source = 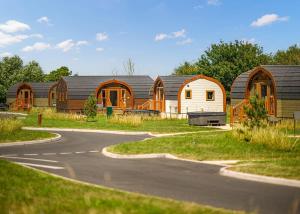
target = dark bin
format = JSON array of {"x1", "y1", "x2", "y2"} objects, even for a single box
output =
[
  {"x1": 187, "y1": 112, "x2": 226, "y2": 126},
  {"x1": 106, "y1": 106, "x2": 113, "y2": 117}
]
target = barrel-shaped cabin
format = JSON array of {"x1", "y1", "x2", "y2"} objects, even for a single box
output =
[
  {"x1": 230, "y1": 65, "x2": 300, "y2": 123},
  {"x1": 150, "y1": 75, "x2": 226, "y2": 117},
  {"x1": 6, "y1": 82, "x2": 58, "y2": 110},
  {"x1": 56, "y1": 75, "x2": 153, "y2": 113}
]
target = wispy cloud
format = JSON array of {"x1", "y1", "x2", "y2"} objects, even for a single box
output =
[
  {"x1": 0, "y1": 52, "x2": 12, "y2": 57},
  {"x1": 0, "y1": 20, "x2": 30, "y2": 33},
  {"x1": 76, "y1": 40, "x2": 88, "y2": 46},
  {"x1": 56, "y1": 39, "x2": 88, "y2": 52},
  {"x1": 241, "y1": 38, "x2": 256, "y2": 44},
  {"x1": 251, "y1": 14, "x2": 289, "y2": 27},
  {"x1": 37, "y1": 16, "x2": 52, "y2": 25},
  {"x1": 22, "y1": 42, "x2": 51, "y2": 52},
  {"x1": 96, "y1": 32, "x2": 109, "y2": 41},
  {"x1": 177, "y1": 38, "x2": 192, "y2": 45},
  {"x1": 154, "y1": 29, "x2": 186, "y2": 41},
  {"x1": 207, "y1": 0, "x2": 221, "y2": 6},
  {"x1": 96, "y1": 47, "x2": 104, "y2": 52},
  {"x1": 0, "y1": 32, "x2": 42, "y2": 47}
]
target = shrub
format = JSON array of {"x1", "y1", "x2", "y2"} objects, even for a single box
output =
[
  {"x1": 84, "y1": 94, "x2": 97, "y2": 121},
  {"x1": 243, "y1": 94, "x2": 267, "y2": 128},
  {"x1": 0, "y1": 118, "x2": 23, "y2": 133},
  {"x1": 108, "y1": 115, "x2": 142, "y2": 127},
  {"x1": 232, "y1": 124, "x2": 297, "y2": 151}
]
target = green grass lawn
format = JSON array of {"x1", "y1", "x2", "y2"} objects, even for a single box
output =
[
  {"x1": 109, "y1": 132, "x2": 300, "y2": 180},
  {"x1": 0, "y1": 130, "x2": 55, "y2": 143},
  {"x1": 0, "y1": 160, "x2": 238, "y2": 214},
  {"x1": 23, "y1": 113, "x2": 213, "y2": 133}
]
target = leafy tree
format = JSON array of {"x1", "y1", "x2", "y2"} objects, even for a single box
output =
[
  {"x1": 45, "y1": 66, "x2": 72, "y2": 82},
  {"x1": 273, "y1": 45, "x2": 300, "y2": 65},
  {"x1": 174, "y1": 40, "x2": 272, "y2": 93},
  {"x1": 0, "y1": 55, "x2": 24, "y2": 102},
  {"x1": 243, "y1": 94, "x2": 267, "y2": 129},
  {"x1": 174, "y1": 62, "x2": 199, "y2": 75},
  {"x1": 19, "y1": 60, "x2": 45, "y2": 82},
  {"x1": 84, "y1": 94, "x2": 97, "y2": 121},
  {"x1": 123, "y1": 58, "x2": 135, "y2": 75}
]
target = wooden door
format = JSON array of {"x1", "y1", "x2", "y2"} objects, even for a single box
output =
[{"x1": 256, "y1": 82, "x2": 275, "y2": 115}]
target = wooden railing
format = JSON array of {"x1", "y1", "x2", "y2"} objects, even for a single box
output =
[
  {"x1": 230, "y1": 99, "x2": 249, "y2": 126},
  {"x1": 138, "y1": 100, "x2": 152, "y2": 110},
  {"x1": 10, "y1": 99, "x2": 32, "y2": 111}
]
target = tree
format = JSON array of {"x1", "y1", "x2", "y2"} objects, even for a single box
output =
[
  {"x1": 19, "y1": 60, "x2": 45, "y2": 82},
  {"x1": 123, "y1": 58, "x2": 135, "y2": 75},
  {"x1": 174, "y1": 62, "x2": 199, "y2": 75},
  {"x1": 273, "y1": 45, "x2": 300, "y2": 65},
  {"x1": 173, "y1": 40, "x2": 271, "y2": 93},
  {"x1": 243, "y1": 94, "x2": 267, "y2": 129},
  {"x1": 0, "y1": 55, "x2": 24, "y2": 102},
  {"x1": 83, "y1": 94, "x2": 97, "y2": 121},
  {"x1": 45, "y1": 66, "x2": 72, "y2": 82}
]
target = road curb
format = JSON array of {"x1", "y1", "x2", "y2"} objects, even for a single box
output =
[
  {"x1": 103, "y1": 147, "x2": 300, "y2": 188},
  {"x1": 23, "y1": 127, "x2": 227, "y2": 137},
  {"x1": 23, "y1": 127, "x2": 151, "y2": 136},
  {"x1": 220, "y1": 166, "x2": 300, "y2": 188},
  {"x1": 102, "y1": 147, "x2": 237, "y2": 166},
  {"x1": 0, "y1": 133, "x2": 61, "y2": 147}
]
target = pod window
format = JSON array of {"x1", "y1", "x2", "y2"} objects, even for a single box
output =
[
  {"x1": 206, "y1": 90, "x2": 215, "y2": 101},
  {"x1": 185, "y1": 90, "x2": 192, "y2": 99}
]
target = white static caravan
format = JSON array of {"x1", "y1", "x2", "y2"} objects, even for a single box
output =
[{"x1": 152, "y1": 75, "x2": 226, "y2": 118}]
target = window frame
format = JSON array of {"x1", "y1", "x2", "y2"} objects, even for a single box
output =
[
  {"x1": 206, "y1": 90, "x2": 215, "y2": 101},
  {"x1": 185, "y1": 89, "x2": 192, "y2": 99}
]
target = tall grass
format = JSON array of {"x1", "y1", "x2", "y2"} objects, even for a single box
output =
[
  {"x1": 108, "y1": 115, "x2": 142, "y2": 127},
  {"x1": 0, "y1": 118, "x2": 23, "y2": 133},
  {"x1": 31, "y1": 107, "x2": 85, "y2": 121},
  {"x1": 232, "y1": 124, "x2": 297, "y2": 151}
]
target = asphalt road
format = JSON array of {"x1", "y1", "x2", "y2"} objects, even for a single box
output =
[{"x1": 0, "y1": 131, "x2": 299, "y2": 214}]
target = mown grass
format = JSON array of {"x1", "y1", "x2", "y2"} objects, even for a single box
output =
[
  {"x1": 109, "y1": 131, "x2": 300, "y2": 180},
  {"x1": 24, "y1": 112, "x2": 213, "y2": 133},
  {"x1": 0, "y1": 160, "x2": 238, "y2": 214},
  {"x1": 0, "y1": 130, "x2": 55, "y2": 143}
]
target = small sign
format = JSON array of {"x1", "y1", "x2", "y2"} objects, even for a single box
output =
[{"x1": 294, "y1": 111, "x2": 300, "y2": 120}]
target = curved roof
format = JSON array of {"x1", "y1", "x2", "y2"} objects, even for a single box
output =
[
  {"x1": 6, "y1": 82, "x2": 57, "y2": 98},
  {"x1": 61, "y1": 75, "x2": 154, "y2": 100},
  {"x1": 231, "y1": 65, "x2": 300, "y2": 100},
  {"x1": 155, "y1": 75, "x2": 196, "y2": 100}
]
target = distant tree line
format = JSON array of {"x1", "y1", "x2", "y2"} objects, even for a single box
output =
[
  {"x1": 0, "y1": 55, "x2": 72, "y2": 103},
  {"x1": 174, "y1": 41, "x2": 300, "y2": 95}
]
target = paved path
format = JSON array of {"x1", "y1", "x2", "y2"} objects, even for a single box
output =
[{"x1": 0, "y1": 131, "x2": 299, "y2": 214}]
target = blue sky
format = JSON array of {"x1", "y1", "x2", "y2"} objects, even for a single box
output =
[{"x1": 0, "y1": 0, "x2": 299, "y2": 77}]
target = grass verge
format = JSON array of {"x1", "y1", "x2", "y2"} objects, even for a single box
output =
[
  {"x1": 0, "y1": 160, "x2": 238, "y2": 214},
  {"x1": 0, "y1": 130, "x2": 55, "y2": 143},
  {"x1": 24, "y1": 113, "x2": 213, "y2": 133},
  {"x1": 109, "y1": 132, "x2": 300, "y2": 180}
]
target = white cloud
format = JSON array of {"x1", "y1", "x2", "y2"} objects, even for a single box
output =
[
  {"x1": 76, "y1": 40, "x2": 88, "y2": 46},
  {"x1": 241, "y1": 38, "x2": 256, "y2": 44},
  {"x1": 172, "y1": 29, "x2": 186, "y2": 38},
  {"x1": 0, "y1": 52, "x2": 12, "y2": 57},
  {"x1": 0, "y1": 20, "x2": 30, "y2": 33},
  {"x1": 0, "y1": 32, "x2": 28, "y2": 47},
  {"x1": 96, "y1": 32, "x2": 109, "y2": 41},
  {"x1": 155, "y1": 33, "x2": 169, "y2": 41},
  {"x1": 0, "y1": 32, "x2": 44, "y2": 47},
  {"x1": 177, "y1": 38, "x2": 192, "y2": 45},
  {"x1": 155, "y1": 29, "x2": 187, "y2": 42},
  {"x1": 207, "y1": 0, "x2": 221, "y2": 6},
  {"x1": 193, "y1": 5, "x2": 204, "y2": 9},
  {"x1": 96, "y1": 47, "x2": 104, "y2": 52},
  {"x1": 251, "y1": 14, "x2": 289, "y2": 27},
  {"x1": 37, "y1": 16, "x2": 50, "y2": 24},
  {"x1": 56, "y1": 39, "x2": 75, "y2": 52},
  {"x1": 73, "y1": 57, "x2": 79, "y2": 61},
  {"x1": 22, "y1": 42, "x2": 50, "y2": 52}
]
